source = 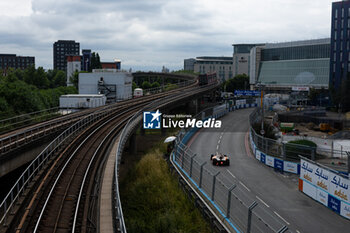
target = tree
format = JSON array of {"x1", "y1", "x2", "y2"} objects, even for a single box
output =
[
  {"x1": 132, "y1": 81, "x2": 138, "y2": 91},
  {"x1": 223, "y1": 74, "x2": 249, "y2": 92},
  {"x1": 23, "y1": 66, "x2": 49, "y2": 89},
  {"x1": 52, "y1": 70, "x2": 67, "y2": 87},
  {"x1": 96, "y1": 53, "x2": 102, "y2": 69},
  {"x1": 46, "y1": 69, "x2": 59, "y2": 87},
  {"x1": 151, "y1": 82, "x2": 160, "y2": 88},
  {"x1": 69, "y1": 71, "x2": 79, "y2": 89},
  {"x1": 90, "y1": 52, "x2": 102, "y2": 71},
  {"x1": 142, "y1": 81, "x2": 151, "y2": 89}
]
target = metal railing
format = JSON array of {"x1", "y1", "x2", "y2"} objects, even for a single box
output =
[
  {"x1": 0, "y1": 106, "x2": 118, "y2": 226},
  {"x1": 0, "y1": 107, "x2": 64, "y2": 132},
  {"x1": 0, "y1": 114, "x2": 79, "y2": 155},
  {"x1": 141, "y1": 80, "x2": 196, "y2": 95},
  {"x1": 172, "y1": 106, "x2": 289, "y2": 233}
]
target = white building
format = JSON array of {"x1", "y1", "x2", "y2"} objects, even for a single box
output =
[
  {"x1": 79, "y1": 69, "x2": 132, "y2": 102},
  {"x1": 66, "y1": 55, "x2": 81, "y2": 86},
  {"x1": 59, "y1": 94, "x2": 106, "y2": 109}
]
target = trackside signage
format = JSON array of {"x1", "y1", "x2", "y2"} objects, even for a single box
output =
[
  {"x1": 299, "y1": 159, "x2": 350, "y2": 219},
  {"x1": 143, "y1": 110, "x2": 222, "y2": 129}
]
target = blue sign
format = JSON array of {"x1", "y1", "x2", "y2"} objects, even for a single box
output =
[
  {"x1": 328, "y1": 195, "x2": 341, "y2": 214},
  {"x1": 143, "y1": 110, "x2": 162, "y2": 129},
  {"x1": 260, "y1": 153, "x2": 266, "y2": 164},
  {"x1": 274, "y1": 158, "x2": 284, "y2": 171},
  {"x1": 234, "y1": 90, "x2": 261, "y2": 96}
]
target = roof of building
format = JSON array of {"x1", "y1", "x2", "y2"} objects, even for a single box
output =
[
  {"x1": 196, "y1": 56, "x2": 232, "y2": 61},
  {"x1": 265, "y1": 38, "x2": 330, "y2": 49},
  {"x1": 257, "y1": 58, "x2": 329, "y2": 87}
]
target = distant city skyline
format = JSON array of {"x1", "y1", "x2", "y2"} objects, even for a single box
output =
[{"x1": 0, "y1": 0, "x2": 332, "y2": 71}]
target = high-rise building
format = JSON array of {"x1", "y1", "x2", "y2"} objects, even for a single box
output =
[
  {"x1": 0, "y1": 54, "x2": 35, "y2": 73},
  {"x1": 81, "y1": 49, "x2": 91, "y2": 71},
  {"x1": 330, "y1": 0, "x2": 350, "y2": 90},
  {"x1": 53, "y1": 40, "x2": 80, "y2": 71}
]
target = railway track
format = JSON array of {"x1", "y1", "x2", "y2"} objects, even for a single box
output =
[
  {"x1": 0, "y1": 80, "x2": 220, "y2": 233},
  {"x1": 0, "y1": 81, "x2": 197, "y2": 156}
]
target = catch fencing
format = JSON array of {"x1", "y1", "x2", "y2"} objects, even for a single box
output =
[
  {"x1": 172, "y1": 106, "x2": 289, "y2": 233},
  {"x1": 249, "y1": 108, "x2": 349, "y2": 174}
]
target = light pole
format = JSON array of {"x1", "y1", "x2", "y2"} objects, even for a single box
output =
[{"x1": 257, "y1": 82, "x2": 265, "y2": 136}]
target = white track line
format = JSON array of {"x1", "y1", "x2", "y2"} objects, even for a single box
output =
[
  {"x1": 216, "y1": 145, "x2": 219, "y2": 150},
  {"x1": 273, "y1": 211, "x2": 290, "y2": 225},
  {"x1": 226, "y1": 169, "x2": 236, "y2": 179},
  {"x1": 256, "y1": 196, "x2": 270, "y2": 208},
  {"x1": 296, "y1": 230, "x2": 301, "y2": 233},
  {"x1": 239, "y1": 181, "x2": 251, "y2": 192}
]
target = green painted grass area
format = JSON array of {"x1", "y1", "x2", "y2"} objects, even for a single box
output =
[{"x1": 120, "y1": 144, "x2": 211, "y2": 233}]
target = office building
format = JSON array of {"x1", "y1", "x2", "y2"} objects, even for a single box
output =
[
  {"x1": 53, "y1": 40, "x2": 80, "y2": 71},
  {"x1": 249, "y1": 38, "x2": 330, "y2": 91},
  {"x1": 0, "y1": 54, "x2": 35, "y2": 72},
  {"x1": 330, "y1": 0, "x2": 350, "y2": 90},
  {"x1": 184, "y1": 58, "x2": 195, "y2": 71},
  {"x1": 194, "y1": 56, "x2": 233, "y2": 81},
  {"x1": 232, "y1": 44, "x2": 264, "y2": 76}
]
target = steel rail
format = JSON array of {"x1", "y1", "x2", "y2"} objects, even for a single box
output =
[{"x1": 32, "y1": 106, "x2": 140, "y2": 233}]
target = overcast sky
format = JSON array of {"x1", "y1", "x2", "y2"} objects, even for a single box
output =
[{"x1": 0, "y1": 0, "x2": 333, "y2": 71}]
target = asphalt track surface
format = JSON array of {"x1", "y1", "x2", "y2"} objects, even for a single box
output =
[{"x1": 188, "y1": 108, "x2": 350, "y2": 233}]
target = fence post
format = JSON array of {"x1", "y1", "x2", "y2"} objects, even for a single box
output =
[
  {"x1": 181, "y1": 145, "x2": 186, "y2": 169},
  {"x1": 331, "y1": 141, "x2": 334, "y2": 158},
  {"x1": 247, "y1": 201, "x2": 258, "y2": 233},
  {"x1": 226, "y1": 184, "x2": 236, "y2": 218},
  {"x1": 212, "y1": 172, "x2": 220, "y2": 201},
  {"x1": 347, "y1": 152, "x2": 350, "y2": 174},
  {"x1": 199, "y1": 161, "x2": 207, "y2": 189},
  {"x1": 282, "y1": 142, "x2": 286, "y2": 160},
  {"x1": 189, "y1": 154, "x2": 197, "y2": 177}
]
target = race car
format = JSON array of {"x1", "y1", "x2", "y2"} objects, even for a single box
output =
[{"x1": 210, "y1": 153, "x2": 230, "y2": 166}]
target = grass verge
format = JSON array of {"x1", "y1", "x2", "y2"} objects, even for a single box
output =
[{"x1": 120, "y1": 142, "x2": 211, "y2": 233}]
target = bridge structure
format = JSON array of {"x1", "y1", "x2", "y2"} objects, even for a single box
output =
[{"x1": 0, "y1": 73, "x2": 221, "y2": 233}]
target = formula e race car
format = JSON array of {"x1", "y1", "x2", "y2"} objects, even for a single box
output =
[{"x1": 210, "y1": 153, "x2": 230, "y2": 166}]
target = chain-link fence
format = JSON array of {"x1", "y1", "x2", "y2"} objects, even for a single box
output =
[{"x1": 173, "y1": 107, "x2": 289, "y2": 233}]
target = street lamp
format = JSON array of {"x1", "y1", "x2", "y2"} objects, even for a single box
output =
[{"x1": 257, "y1": 81, "x2": 265, "y2": 136}]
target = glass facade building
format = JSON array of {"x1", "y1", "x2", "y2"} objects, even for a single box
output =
[
  {"x1": 262, "y1": 44, "x2": 330, "y2": 61},
  {"x1": 330, "y1": 0, "x2": 350, "y2": 90},
  {"x1": 255, "y1": 39, "x2": 330, "y2": 89}
]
